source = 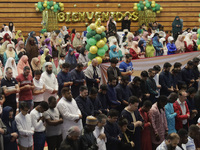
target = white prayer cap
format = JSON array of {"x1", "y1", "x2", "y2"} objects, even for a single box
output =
[{"x1": 45, "y1": 62, "x2": 52, "y2": 67}]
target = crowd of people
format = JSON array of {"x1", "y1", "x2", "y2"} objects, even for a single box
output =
[{"x1": 0, "y1": 16, "x2": 199, "y2": 150}]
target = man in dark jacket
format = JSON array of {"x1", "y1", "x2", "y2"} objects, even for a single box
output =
[
  {"x1": 59, "y1": 126, "x2": 80, "y2": 150},
  {"x1": 159, "y1": 62, "x2": 174, "y2": 96},
  {"x1": 107, "y1": 58, "x2": 121, "y2": 83},
  {"x1": 146, "y1": 68, "x2": 158, "y2": 104},
  {"x1": 128, "y1": 76, "x2": 142, "y2": 100},
  {"x1": 79, "y1": 116, "x2": 98, "y2": 150},
  {"x1": 192, "y1": 57, "x2": 200, "y2": 90}
]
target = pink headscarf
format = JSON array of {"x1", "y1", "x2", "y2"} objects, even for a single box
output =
[
  {"x1": 142, "y1": 31, "x2": 149, "y2": 41},
  {"x1": 17, "y1": 55, "x2": 32, "y2": 75}
]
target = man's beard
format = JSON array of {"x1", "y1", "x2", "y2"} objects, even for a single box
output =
[
  {"x1": 167, "y1": 144, "x2": 176, "y2": 150},
  {"x1": 66, "y1": 97, "x2": 72, "y2": 102},
  {"x1": 47, "y1": 70, "x2": 52, "y2": 74}
]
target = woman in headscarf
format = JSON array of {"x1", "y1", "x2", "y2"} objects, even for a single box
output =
[
  {"x1": 17, "y1": 55, "x2": 32, "y2": 75},
  {"x1": 15, "y1": 30, "x2": 24, "y2": 42},
  {"x1": 139, "y1": 31, "x2": 148, "y2": 47},
  {"x1": 184, "y1": 33, "x2": 194, "y2": 52},
  {"x1": 153, "y1": 34, "x2": 163, "y2": 56},
  {"x1": 26, "y1": 31, "x2": 38, "y2": 46},
  {"x1": 25, "y1": 37, "x2": 39, "y2": 64},
  {"x1": 109, "y1": 45, "x2": 120, "y2": 60},
  {"x1": 63, "y1": 34, "x2": 72, "y2": 53},
  {"x1": 146, "y1": 39, "x2": 155, "y2": 57},
  {"x1": 175, "y1": 35, "x2": 185, "y2": 53},
  {"x1": 159, "y1": 38, "x2": 168, "y2": 55},
  {"x1": 40, "y1": 32, "x2": 48, "y2": 48},
  {"x1": 172, "y1": 16, "x2": 183, "y2": 41},
  {"x1": 132, "y1": 41, "x2": 145, "y2": 58},
  {"x1": 16, "y1": 40, "x2": 25, "y2": 55},
  {"x1": 107, "y1": 17, "x2": 117, "y2": 37},
  {"x1": 2, "y1": 26, "x2": 12, "y2": 38},
  {"x1": 78, "y1": 47, "x2": 89, "y2": 67},
  {"x1": 121, "y1": 42, "x2": 129, "y2": 56},
  {"x1": 126, "y1": 33, "x2": 134, "y2": 49},
  {"x1": 58, "y1": 26, "x2": 68, "y2": 39},
  {"x1": 109, "y1": 38, "x2": 120, "y2": 51},
  {"x1": 31, "y1": 57, "x2": 41, "y2": 73},
  {"x1": 15, "y1": 37, "x2": 23, "y2": 49},
  {"x1": 44, "y1": 38, "x2": 52, "y2": 56},
  {"x1": 51, "y1": 32, "x2": 59, "y2": 67},
  {"x1": 2, "y1": 106, "x2": 18, "y2": 150},
  {"x1": 65, "y1": 48, "x2": 77, "y2": 70},
  {"x1": 3, "y1": 44, "x2": 18, "y2": 65},
  {"x1": 167, "y1": 36, "x2": 177, "y2": 55},
  {"x1": 4, "y1": 57, "x2": 18, "y2": 78},
  {"x1": 3, "y1": 33, "x2": 12, "y2": 44},
  {"x1": 121, "y1": 15, "x2": 131, "y2": 31},
  {"x1": 40, "y1": 48, "x2": 50, "y2": 67},
  {"x1": 71, "y1": 29, "x2": 76, "y2": 43},
  {"x1": 138, "y1": 40, "x2": 145, "y2": 54},
  {"x1": 0, "y1": 41, "x2": 10, "y2": 62},
  {"x1": 72, "y1": 33, "x2": 83, "y2": 53}
]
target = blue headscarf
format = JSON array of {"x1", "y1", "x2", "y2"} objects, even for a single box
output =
[
  {"x1": 26, "y1": 31, "x2": 38, "y2": 45},
  {"x1": 65, "y1": 48, "x2": 77, "y2": 65},
  {"x1": 153, "y1": 36, "x2": 163, "y2": 51},
  {"x1": 2, "y1": 106, "x2": 13, "y2": 124},
  {"x1": 109, "y1": 45, "x2": 119, "y2": 59}
]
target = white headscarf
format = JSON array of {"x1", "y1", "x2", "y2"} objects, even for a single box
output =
[
  {"x1": 168, "y1": 36, "x2": 174, "y2": 43},
  {"x1": 184, "y1": 33, "x2": 193, "y2": 46},
  {"x1": 109, "y1": 38, "x2": 119, "y2": 51},
  {"x1": 2, "y1": 26, "x2": 12, "y2": 38},
  {"x1": 4, "y1": 57, "x2": 18, "y2": 78}
]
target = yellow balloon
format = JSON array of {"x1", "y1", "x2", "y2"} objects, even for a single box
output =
[
  {"x1": 160, "y1": 7, "x2": 163, "y2": 11},
  {"x1": 90, "y1": 46, "x2": 98, "y2": 54},
  {"x1": 152, "y1": 1, "x2": 155, "y2": 4},
  {"x1": 36, "y1": 7, "x2": 39, "y2": 12},
  {"x1": 96, "y1": 27, "x2": 103, "y2": 34},
  {"x1": 61, "y1": 7, "x2": 64, "y2": 11},
  {"x1": 198, "y1": 19, "x2": 200, "y2": 22},
  {"x1": 144, "y1": 7, "x2": 147, "y2": 10},
  {"x1": 134, "y1": 3, "x2": 137, "y2": 6},
  {"x1": 151, "y1": 4, "x2": 155, "y2": 7},
  {"x1": 35, "y1": 3, "x2": 38, "y2": 7},
  {"x1": 59, "y1": 3, "x2": 64, "y2": 7},
  {"x1": 43, "y1": 3, "x2": 47, "y2": 7},
  {"x1": 103, "y1": 37, "x2": 107, "y2": 43},
  {"x1": 51, "y1": 6, "x2": 54, "y2": 10},
  {"x1": 143, "y1": 1, "x2": 146, "y2": 4},
  {"x1": 134, "y1": 6, "x2": 137, "y2": 10},
  {"x1": 96, "y1": 40, "x2": 105, "y2": 48},
  {"x1": 95, "y1": 56, "x2": 102, "y2": 64},
  {"x1": 44, "y1": 0, "x2": 47, "y2": 3},
  {"x1": 198, "y1": 45, "x2": 200, "y2": 50},
  {"x1": 90, "y1": 23, "x2": 96, "y2": 30},
  {"x1": 197, "y1": 34, "x2": 199, "y2": 37},
  {"x1": 156, "y1": 11, "x2": 160, "y2": 13},
  {"x1": 53, "y1": 2, "x2": 56, "y2": 5},
  {"x1": 100, "y1": 26, "x2": 105, "y2": 32},
  {"x1": 88, "y1": 61, "x2": 92, "y2": 66}
]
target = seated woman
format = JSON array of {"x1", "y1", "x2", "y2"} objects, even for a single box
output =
[
  {"x1": 132, "y1": 41, "x2": 144, "y2": 58},
  {"x1": 78, "y1": 47, "x2": 89, "y2": 67},
  {"x1": 159, "y1": 38, "x2": 168, "y2": 55},
  {"x1": 3, "y1": 44, "x2": 18, "y2": 65},
  {"x1": 109, "y1": 45, "x2": 120, "y2": 60},
  {"x1": 153, "y1": 34, "x2": 163, "y2": 56},
  {"x1": 146, "y1": 39, "x2": 155, "y2": 58},
  {"x1": 175, "y1": 35, "x2": 185, "y2": 53},
  {"x1": 72, "y1": 33, "x2": 83, "y2": 53},
  {"x1": 184, "y1": 33, "x2": 194, "y2": 52},
  {"x1": 17, "y1": 55, "x2": 32, "y2": 75},
  {"x1": 126, "y1": 33, "x2": 134, "y2": 49},
  {"x1": 121, "y1": 42, "x2": 129, "y2": 56},
  {"x1": 167, "y1": 36, "x2": 177, "y2": 55},
  {"x1": 4, "y1": 57, "x2": 18, "y2": 78},
  {"x1": 16, "y1": 40, "x2": 25, "y2": 55}
]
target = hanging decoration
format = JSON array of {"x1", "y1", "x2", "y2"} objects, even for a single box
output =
[
  {"x1": 197, "y1": 14, "x2": 200, "y2": 50},
  {"x1": 86, "y1": 18, "x2": 108, "y2": 64},
  {"x1": 133, "y1": 0, "x2": 163, "y2": 26},
  {"x1": 35, "y1": 0, "x2": 65, "y2": 31}
]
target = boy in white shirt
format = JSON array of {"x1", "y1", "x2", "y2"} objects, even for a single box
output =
[{"x1": 30, "y1": 101, "x2": 49, "y2": 150}]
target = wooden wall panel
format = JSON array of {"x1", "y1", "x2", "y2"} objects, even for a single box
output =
[{"x1": 0, "y1": 0, "x2": 199, "y2": 38}]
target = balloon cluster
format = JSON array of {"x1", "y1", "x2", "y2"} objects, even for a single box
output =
[
  {"x1": 86, "y1": 19, "x2": 108, "y2": 65},
  {"x1": 35, "y1": 1, "x2": 64, "y2": 12},
  {"x1": 133, "y1": 0, "x2": 163, "y2": 13},
  {"x1": 197, "y1": 29, "x2": 200, "y2": 50}
]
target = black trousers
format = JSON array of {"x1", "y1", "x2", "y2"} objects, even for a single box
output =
[{"x1": 46, "y1": 134, "x2": 62, "y2": 150}]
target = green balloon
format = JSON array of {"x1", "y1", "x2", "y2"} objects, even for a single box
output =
[
  {"x1": 94, "y1": 34, "x2": 101, "y2": 41},
  {"x1": 57, "y1": 6, "x2": 61, "y2": 10},
  {"x1": 139, "y1": 1, "x2": 143, "y2": 4},
  {"x1": 87, "y1": 26, "x2": 92, "y2": 32},
  {"x1": 85, "y1": 44, "x2": 91, "y2": 51},
  {"x1": 88, "y1": 38, "x2": 97, "y2": 46},
  {"x1": 86, "y1": 32, "x2": 92, "y2": 39},
  {"x1": 137, "y1": 3, "x2": 140, "y2": 7},
  {"x1": 47, "y1": 1, "x2": 50, "y2": 6},
  {"x1": 90, "y1": 30, "x2": 96, "y2": 36},
  {"x1": 54, "y1": 4, "x2": 58, "y2": 9},
  {"x1": 197, "y1": 29, "x2": 200, "y2": 34},
  {"x1": 97, "y1": 48, "x2": 106, "y2": 56},
  {"x1": 49, "y1": 1, "x2": 53, "y2": 6},
  {"x1": 152, "y1": 7, "x2": 156, "y2": 12},
  {"x1": 138, "y1": 7, "x2": 141, "y2": 11},
  {"x1": 38, "y1": 5, "x2": 42, "y2": 9},
  {"x1": 140, "y1": 4, "x2": 144, "y2": 10},
  {"x1": 53, "y1": 9, "x2": 57, "y2": 12},
  {"x1": 102, "y1": 44, "x2": 108, "y2": 51},
  {"x1": 146, "y1": 3, "x2": 150, "y2": 8},
  {"x1": 198, "y1": 35, "x2": 200, "y2": 40},
  {"x1": 101, "y1": 32, "x2": 106, "y2": 38},
  {"x1": 88, "y1": 53, "x2": 97, "y2": 60},
  {"x1": 47, "y1": 5, "x2": 50, "y2": 9}
]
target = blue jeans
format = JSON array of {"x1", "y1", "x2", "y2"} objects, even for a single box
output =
[{"x1": 33, "y1": 131, "x2": 46, "y2": 150}]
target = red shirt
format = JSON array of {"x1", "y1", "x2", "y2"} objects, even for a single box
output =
[{"x1": 16, "y1": 74, "x2": 33, "y2": 101}]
